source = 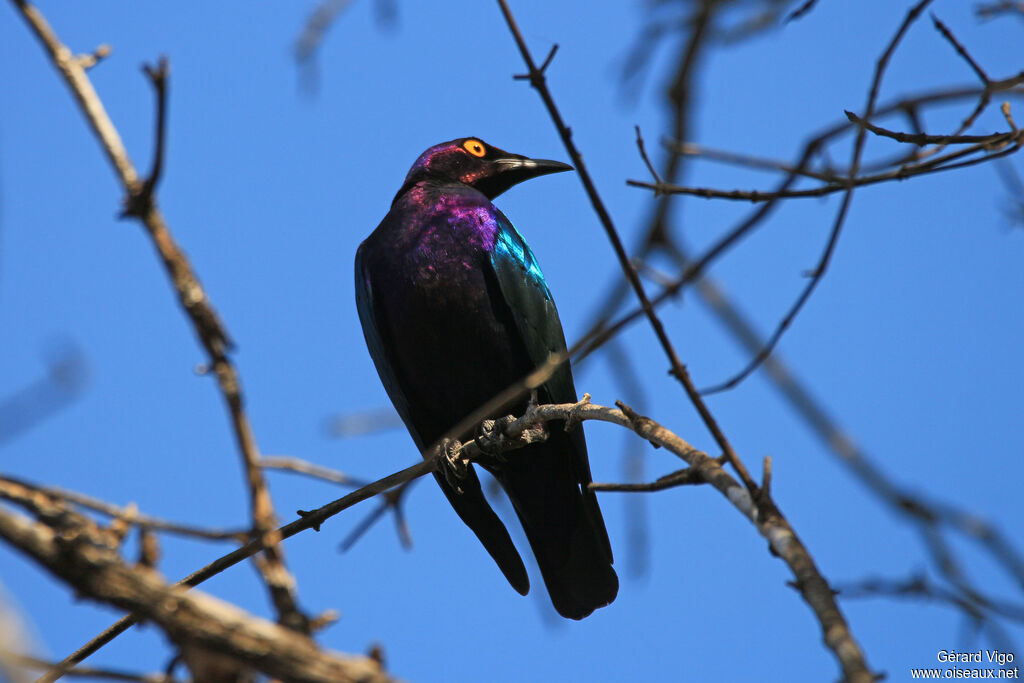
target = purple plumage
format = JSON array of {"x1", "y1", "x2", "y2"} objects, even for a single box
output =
[{"x1": 355, "y1": 138, "x2": 617, "y2": 619}]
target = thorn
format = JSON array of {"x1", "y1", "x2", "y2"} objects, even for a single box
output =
[
  {"x1": 563, "y1": 393, "x2": 591, "y2": 432},
  {"x1": 296, "y1": 509, "x2": 321, "y2": 532},
  {"x1": 309, "y1": 609, "x2": 340, "y2": 633},
  {"x1": 74, "y1": 43, "x2": 111, "y2": 70},
  {"x1": 538, "y1": 44, "x2": 559, "y2": 73},
  {"x1": 1001, "y1": 101, "x2": 1018, "y2": 135}
]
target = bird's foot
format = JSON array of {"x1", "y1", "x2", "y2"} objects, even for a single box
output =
[
  {"x1": 564, "y1": 393, "x2": 592, "y2": 433},
  {"x1": 436, "y1": 438, "x2": 467, "y2": 494},
  {"x1": 475, "y1": 415, "x2": 516, "y2": 464}
]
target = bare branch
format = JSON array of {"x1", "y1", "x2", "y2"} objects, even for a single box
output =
[
  {"x1": 0, "y1": 475, "x2": 246, "y2": 542},
  {"x1": 634, "y1": 125, "x2": 663, "y2": 192},
  {"x1": 0, "y1": 344, "x2": 88, "y2": 445},
  {"x1": 2, "y1": 652, "x2": 181, "y2": 683},
  {"x1": 9, "y1": 0, "x2": 310, "y2": 654},
  {"x1": 931, "y1": 14, "x2": 989, "y2": 85},
  {"x1": 496, "y1": 0, "x2": 760, "y2": 504},
  {"x1": 0, "y1": 499, "x2": 394, "y2": 683},
  {"x1": 699, "y1": 0, "x2": 954, "y2": 395},
  {"x1": 976, "y1": 1, "x2": 1024, "y2": 20},
  {"x1": 591, "y1": 467, "x2": 704, "y2": 492},
  {"x1": 294, "y1": 0, "x2": 356, "y2": 65},
  {"x1": 260, "y1": 456, "x2": 370, "y2": 489},
  {"x1": 19, "y1": 392, "x2": 874, "y2": 683}
]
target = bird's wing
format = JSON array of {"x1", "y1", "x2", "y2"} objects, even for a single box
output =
[
  {"x1": 354, "y1": 243, "x2": 416, "y2": 436},
  {"x1": 487, "y1": 211, "x2": 613, "y2": 561},
  {"x1": 487, "y1": 211, "x2": 574, "y2": 404},
  {"x1": 355, "y1": 242, "x2": 531, "y2": 594}
]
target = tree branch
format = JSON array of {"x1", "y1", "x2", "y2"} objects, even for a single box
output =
[
  {"x1": 0, "y1": 494, "x2": 394, "y2": 683},
  {"x1": 495, "y1": 0, "x2": 760, "y2": 504},
  {"x1": 9, "y1": 0, "x2": 310, "y2": 659}
]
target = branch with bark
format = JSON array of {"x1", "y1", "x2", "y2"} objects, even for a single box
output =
[
  {"x1": 1, "y1": 394, "x2": 873, "y2": 682},
  {"x1": 10, "y1": 0, "x2": 309, "y2": 649},
  {"x1": 0, "y1": 478, "x2": 394, "y2": 683}
]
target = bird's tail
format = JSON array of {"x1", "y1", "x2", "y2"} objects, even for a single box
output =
[{"x1": 497, "y1": 435, "x2": 618, "y2": 620}]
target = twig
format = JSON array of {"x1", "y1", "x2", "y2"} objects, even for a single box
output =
[
  {"x1": 587, "y1": 0, "x2": 1024, "y2": 651},
  {"x1": 838, "y1": 573, "x2": 1024, "y2": 623},
  {"x1": 324, "y1": 406, "x2": 402, "y2": 438},
  {"x1": 931, "y1": 14, "x2": 989, "y2": 85},
  {"x1": 0, "y1": 345, "x2": 88, "y2": 445},
  {"x1": 665, "y1": 139, "x2": 838, "y2": 182},
  {"x1": 600, "y1": 339, "x2": 652, "y2": 577},
  {"x1": 634, "y1": 125, "x2": 663, "y2": 192},
  {"x1": 590, "y1": 466, "x2": 704, "y2": 492},
  {"x1": 699, "y1": 0, "x2": 936, "y2": 395},
  {"x1": 976, "y1": 1, "x2": 1024, "y2": 20},
  {"x1": 629, "y1": 128, "x2": 1022, "y2": 202},
  {"x1": 573, "y1": 139, "x2": 820, "y2": 367},
  {"x1": 294, "y1": 0, "x2": 356, "y2": 64},
  {"x1": 15, "y1": 456, "x2": 439, "y2": 683},
  {"x1": 495, "y1": 0, "x2": 760, "y2": 503},
  {"x1": 338, "y1": 480, "x2": 416, "y2": 552},
  {"x1": 260, "y1": 456, "x2": 370, "y2": 488},
  {"x1": 931, "y1": 15, "x2": 993, "y2": 146},
  {"x1": 3, "y1": 652, "x2": 181, "y2": 683},
  {"x1": 0, "y1": 475, "x2": 246, "y2": 542},
  {"x1": 787, "y1": 0, "x2": 820, "y2": 22},
  {"x1": 664, "y1": 239, "x2": 1024, "y2": 632},
  {"x1": 844, "y1": 110, "x2": 1014, "y2": 146},
  {"x1": 995, "y1": 160, "x2": 1024, "y2": 226},
  {"x1": 121, "y1": 57, "x2": 168, "y2": 219},
  {"x1": 20, "y1": 396, "x2": 871, "y2": 682},
  {"x1": 9, "y1": 0, "x2": 309, "y2": 673},
  {"x1": 641, "y1": 82, "x2": 1024, "y2": 202},
  {"x1": 0, "y1": 500, "x2": 393, "y2": 683}
]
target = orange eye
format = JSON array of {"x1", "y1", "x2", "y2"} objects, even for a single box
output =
[{"x1": 463, "y1": 139, "x2": 486, "y2": 157}]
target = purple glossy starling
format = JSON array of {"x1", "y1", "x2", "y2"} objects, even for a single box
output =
[{"x1": 355, "y1": 137, "x2": 617, "y2": 619}]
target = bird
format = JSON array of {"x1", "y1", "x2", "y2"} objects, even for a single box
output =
[{"x1": 354, "y1": 137, "x2": 617, "y2": 619}]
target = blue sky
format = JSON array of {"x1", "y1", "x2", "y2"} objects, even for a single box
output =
[{"x1": 2, "y1": 1, "x2": 1022, "y2": 681}]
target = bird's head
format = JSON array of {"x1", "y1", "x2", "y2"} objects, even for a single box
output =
[{"x1": 399, "y1": 137, "x2": 573, "y2": 200}]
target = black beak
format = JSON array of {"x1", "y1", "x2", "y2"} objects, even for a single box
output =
[{"x1": 475, "y1": 155, "x2": 574, "y2": 200}]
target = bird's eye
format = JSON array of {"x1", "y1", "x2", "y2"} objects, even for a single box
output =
[{"x1": 463, "y1": 139, "x2": 486, "y2": 157}]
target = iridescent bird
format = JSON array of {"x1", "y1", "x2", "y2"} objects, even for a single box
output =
[{"x1": 355, "y1": 137, "x2": 617, "y2": 619}]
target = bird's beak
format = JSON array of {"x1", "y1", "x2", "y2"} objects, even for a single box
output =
[{"x1": 475, "y1": 155, "x2": 574, "y2": 199}]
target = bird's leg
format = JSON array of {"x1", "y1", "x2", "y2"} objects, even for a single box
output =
[{"x1": 435, "y1": 437, "x2": 467, "y2": 494}]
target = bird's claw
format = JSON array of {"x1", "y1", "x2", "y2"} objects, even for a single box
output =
[
  {"x1": 437, "y1": 437, "x2": 467, "y2": 494},
  {"x1": 475, "y1": 415, "x2": 516, "y2": 464}
]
